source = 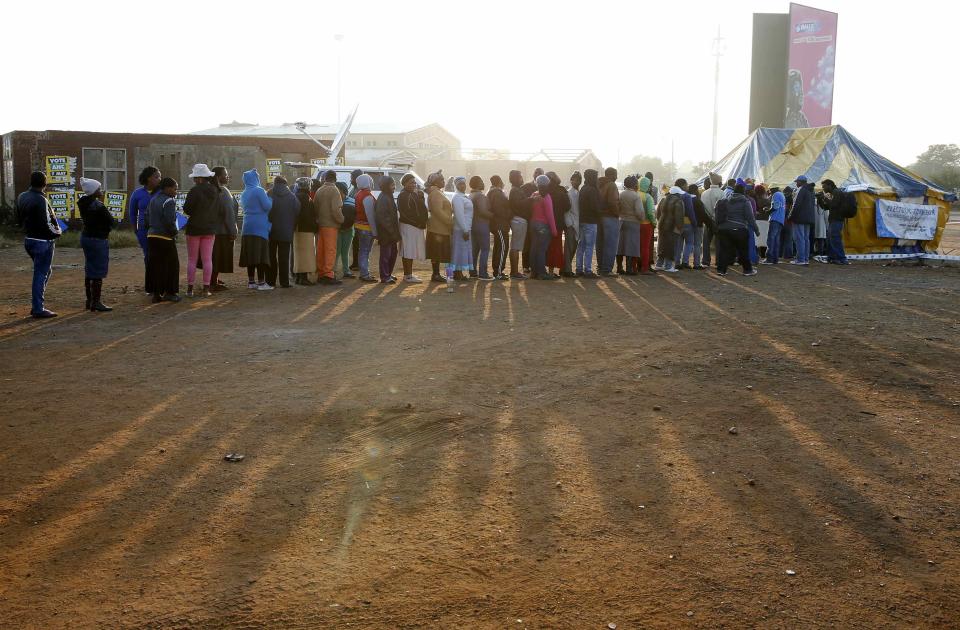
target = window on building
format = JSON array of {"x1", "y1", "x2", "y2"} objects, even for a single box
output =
[
  {"x1": 83, "y1": 147, "x2": 127, "y2": 191},
  {"x1": 366, "y1": 140, "x2": 376, "y2": 147}
]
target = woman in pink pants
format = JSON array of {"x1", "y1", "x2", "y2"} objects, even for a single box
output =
[{"x1": 182, "y1": 164, "x2": 223, "y2": 297}]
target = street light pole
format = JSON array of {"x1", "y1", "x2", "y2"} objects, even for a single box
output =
[
  {"x1": 711, "y1": 26, "x2": 725, "y2": 163},
  {"x1": 335, "y1": 34, "x2": 344, "y2": 122}
]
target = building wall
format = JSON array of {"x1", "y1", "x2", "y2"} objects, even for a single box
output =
[{"x1": 1, "y1": 130, "x2": 336, "y2": 210}]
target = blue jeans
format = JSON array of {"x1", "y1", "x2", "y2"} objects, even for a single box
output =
[
  {"x1": 576, "y1": 223, "x2": 597, "y2": 274},
  {"x1": 24, "y1": 239, "x2": 55, "y2": 314},
  {"x1": 530, "y1": 221, "x2": 551, "y2": 277},
  {"x1": 765, "y1": 221, "x2": 782, "y2": 263},
  {"x1": 793, "y1": 223, "x2": 811, "y2": 263},
  {"x1": 600, "y1": 217, "x2": 620, "y2": 272},
  {"x1": 748, "y1": 229, "x2": 759, "y2": 265},
  {"x1": 781, "y1": 223, "x2": 795, "y2": 259},
  {"x1": 358, "y1": 230, "x2": 375, "y2": 278},
  {"x1": 827, "y1": 221, "x2": 847, "y2": 262},
  {"x1": 675, "y1": 224, "x2": 696, "y2": 266}
]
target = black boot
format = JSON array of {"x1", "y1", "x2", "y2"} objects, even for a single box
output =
[
  {"x1": 616, "y1": 255, "x2": 624, "y2": 274},
  {"x1": 91, "y1": 279, "x2": 113, "y2": 312},
  {"x1": 84, "y1": 278, "x2": 92, "y2": 310}
]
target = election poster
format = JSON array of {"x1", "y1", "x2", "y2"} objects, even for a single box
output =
[
  {"x1": 233, "y1": 191, "x2": 244, "y2": 218},
  {"x1": 875, "y1": 199, "x2": 939, "y2": 241},
  {"x1": 47, "y1": 191, "x2": 71, "y2": 220},
  {"x1": 267, "y1": 159, "x2": 282, "y2": 181},
  {"x1": 105, "y1": 191, "x2": 128, "y2": 221},
  {"x1": 784, "y1": 4, "x2": 838, "y2": 129},
  {"x1": 45, "y1": 155, "x2": 75, "y2": 185}
]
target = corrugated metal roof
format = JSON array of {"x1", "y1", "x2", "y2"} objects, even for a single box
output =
[{"x1": 189, "y1": 122, "x2": 435, "y2": 137}]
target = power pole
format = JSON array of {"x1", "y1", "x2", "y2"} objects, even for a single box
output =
[
  {"x1": 335, "y1": 34, "x2": 344, "y2": 122},
  {"x1": 711, "y1": 26, "x2": 725, "y2": 163}
]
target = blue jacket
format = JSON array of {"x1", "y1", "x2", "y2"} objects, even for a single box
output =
[
  {"x1": 790, "y1": 183, "x2": 816, "y2": 225},
  {"x1": 128, "y1": 186, "x2": 155, "y2": 231},
  {"x1": 267, "y1": 182, "x2": 300, "y2": 242},
  {"x1": 682, "y1": 193, "x2": 698, "y2": 227},
  {"x1": 770, "y1": 191, "x2": 786, "y2": 225},
  {"x1": 240, "y1": 170, "x2": 272, "y2": 239}
]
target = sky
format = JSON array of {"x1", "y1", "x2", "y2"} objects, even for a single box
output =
[{"x1": 2, "y1": 0, "x2": 956, "y2": 168}]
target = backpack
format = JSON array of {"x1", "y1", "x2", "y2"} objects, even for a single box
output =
[{"x1": 841, "y1": 191, "x2": 858, "y2": 219}]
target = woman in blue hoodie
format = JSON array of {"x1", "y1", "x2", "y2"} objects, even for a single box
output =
[{"x1": 238, "y1": 169, "x2": 273, "y2": 290}]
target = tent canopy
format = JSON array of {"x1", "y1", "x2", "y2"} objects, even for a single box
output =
[{"x1": 704, "y1": 125, "x2": 956, "y2": 202}]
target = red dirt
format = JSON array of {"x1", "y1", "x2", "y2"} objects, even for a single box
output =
[{"x1": 0, "y1": 227, "x2": 958, "y2": 628}]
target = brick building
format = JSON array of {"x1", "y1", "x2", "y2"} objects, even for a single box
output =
[{"x1": 1, "y1": 130, "x2": 338, "y2": 220}]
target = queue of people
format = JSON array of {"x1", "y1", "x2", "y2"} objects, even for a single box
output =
[{"x1": 14, "y1": 164, "x2": 855, "y2": 317}]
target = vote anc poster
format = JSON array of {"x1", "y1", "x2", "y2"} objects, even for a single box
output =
[
  {"x1": 233, "y1": 191, "x2": 244, "y2": 217},
  {"x1": 105, "y1": 191, "x2": 128, "y2": 220},
  {"x1": 45, "y1": 155, "x2": 76, "y2": 185},
  {"x1": 175, "y1": 191, "x2": 189, "y2": 229},
  {"x1": 875, "y1": 199, "x2": 939, "y2": 241},
  {"x1": 47, "y1": 191, "x2": 71, "y2": 220},
  {"x1": 267, "y1": 159, "x2": 282, "y2": 181}
]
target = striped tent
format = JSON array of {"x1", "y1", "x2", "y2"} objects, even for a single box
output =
[{"x1": 702, "y1": 126, "x2": 956, "y2": 254}]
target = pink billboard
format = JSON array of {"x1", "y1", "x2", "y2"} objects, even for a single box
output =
[{"x1": 784, "y1": 3, "x2": 838, "y2": 128}]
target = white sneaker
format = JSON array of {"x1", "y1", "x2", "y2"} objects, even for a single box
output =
[
  {"x1": 743, "y1": 269, "x2": 758, "y2": 276},
  {"x1": 446, "y1": 280, "x2": 454, "y2": 293},
  {"x1": 257, "y1": 283, "x2": 274, "y2": 291},
  {"x1": 663, "y1": 267, "x2": 679, "y2": 273},
  {"x1": 404, "y1": 275, "x2": 423, "y2": 284},
  {"x1": 248, "y1": 281, "x2": 258, "y2": 289}
]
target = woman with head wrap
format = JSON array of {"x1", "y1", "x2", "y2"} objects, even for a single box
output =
[
  {"x1": 397, "y1": 173, "x2": 427, "y2": 282},
  {"x1": 446, "y1": 176, "x2": 474, "y2": 291},
  {"x1": 469, "y1": 176, "x2": 494, "y2": 280},
  {"x1": 529, "y1": 175, "x2": 559, "y2": 280},
  {"x1": 425, "y1": 170, "x2": 453, "y2": 282},
  {"x1": 374, "y1": 176, "x2": 401, "y2": 283},
  {"x1": 77, "y1": 177, "x2": 117, "y2": 311}
]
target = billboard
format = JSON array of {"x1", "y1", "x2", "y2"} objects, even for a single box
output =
[{"x1": 785, "y1": 4, "x2": 838, "y2": 128}]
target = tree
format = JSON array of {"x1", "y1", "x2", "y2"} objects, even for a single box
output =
[
  {"x1": 910, "y1": 144, "x2": 960, "y2": 192},
  {"x1": 619, "y1": 155, "x2": 667, "y2": 181}
]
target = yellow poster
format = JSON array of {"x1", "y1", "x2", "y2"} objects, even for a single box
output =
[
  {"x1": 45, "y1": 156, "x2": 71, "y2": 185},
  {"x1": 104, "y1": 191, "x2": 127, "y2": 220},
  {"x1": 47, "y1": 191, "x2": 71, "y2": 220},
  {"x1": 267, "y1": 159, "x2": 282, "y2": 181}
]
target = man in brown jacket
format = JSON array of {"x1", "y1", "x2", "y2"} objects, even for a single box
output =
[{"x1": 314, "y1": 170, "x2": 344, "y2": 285}]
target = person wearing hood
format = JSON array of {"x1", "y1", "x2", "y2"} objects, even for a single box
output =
[
  {"x1": 345, "y1": 168, "x2": 363, "y2": 271},
  {"x1": 654, "y1": 185, "x2": 686, "y2": 272},
  {"x1": 353, "y1": 173, "x2": 378, "y2": 282},
  {"x1": 128, "y1": 166, "x2": 161, "y2": 294},
  {"x1": 209, "y1": 167, "x2": 239, "y2": 291},
  {"x1": 529, "y1": 174, "x2": 559, "y2": 280},
  {"x1": 469, "y1": 176, "x2": 494, "y2": 280},
  {"x1": 701, "y1": 173, "x2": 724, "y2": 267},
  {"x1": 266, "y1": 176, "x2": 300, "y2": 288},
  {"x1": 575, "y1": 168, "x2": 601, "y2": 278},
  {"x1": 425, "y1": 170, "x2": 453, "y2": 283},
  {"x1": 16, "y1": 171, "x2": 62, "y2": 317},
  {"x1": 397, "y1": 173, "x2": 427, "y2": 283},
  {"x1": 713, "y1": 183, "x2": 760, "y2": 276},
  {"x1": 292, "y1": 177, "x2": 318, "y2": 285},
  {"x1": 335, "y1": 181, "x2": 356, "y2": 279},
  {"x1": 447, "y1": 176, "x2": 475, "y2": 290},
  {"x1": 598, "y1": 167, "x2": 620, "y2": 276},
  {"x1": 314, "y1": 170, "x2": 345, "y2": 285},
  {"x1": 788, "y1": 175, "x2": 815, "y2": 265},
  {"x1": 144, "y1": 177, "x2": 182, "y2": 303},
  {"x1": 373, "y1": 176, "x2": 401, "y2": 283},
  {"x1": 238, "y1": 168, "x2": 274, "y2": 290},
  {"x1": 760, "y1": 186, "x2": 786, "y2": 264},
  {"x1": 487, "y1": 175, "x2": 512, "y2": 280},
  {"x1": 77, "y1": 178, "x2": 117, "y2": 311},
  {"x1": 182, "y1": 163, "x2": 221, "y2": 297},
  {"x1": 507, "y1": 170, "x2": 536, "y2": 279},
  {"x1": 617, "y1": 175, "x2": 644, "y2": 275},
  {"x1": 562, "y1": 171, "x2": 581, "y2": 277},
  {"x1": 545, "y1": 172, "x2": 570, "y2": 276}
]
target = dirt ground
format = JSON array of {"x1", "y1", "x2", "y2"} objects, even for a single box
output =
[{"x1": 1, "y1": 223, "x2": 959, "y2": 628}]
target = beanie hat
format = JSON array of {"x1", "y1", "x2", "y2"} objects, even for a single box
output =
[
  {"x1": 623, "y1": 175, "x2": 639, "y2": 190},
  {"x1": 535, "y1": 175, "x2": 550, "y2": 187},
  {"x1": 356, "y1": 174, "x2": 373, "y2": 189},
  {"x1": 80, "y1": 177, "x2": 101, "y2": 195}
]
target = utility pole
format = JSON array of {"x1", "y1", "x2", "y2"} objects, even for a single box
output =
[
  {"x1": 335, "y1": 34, "x2": 344, "y2": 122},
  {"x1": 711, "y1": 26, "x2": 725, "y2": 163}
]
